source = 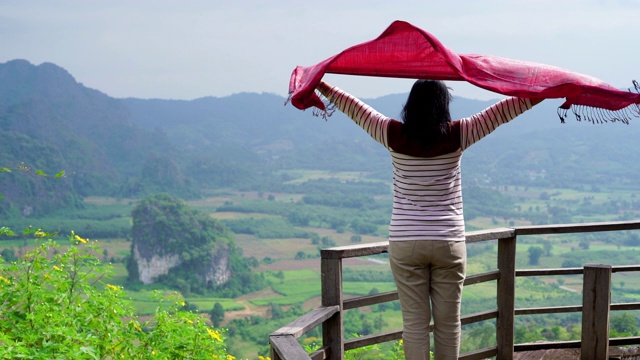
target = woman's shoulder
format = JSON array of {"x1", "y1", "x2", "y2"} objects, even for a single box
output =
[{"x1": 388, "y1": 120, "x2": 461, "y2": 157}]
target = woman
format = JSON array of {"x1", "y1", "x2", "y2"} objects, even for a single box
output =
[{"x1": 316, "y1": 80, "x2": 541, "y2": 360}]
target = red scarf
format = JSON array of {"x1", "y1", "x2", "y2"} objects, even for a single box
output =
[{"x1": 288, "y1": 20, "x2": 640, "y2": 123}]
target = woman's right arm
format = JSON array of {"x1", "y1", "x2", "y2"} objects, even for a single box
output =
[{"x1": 317, "y1": 81, "x2": 391, "y2": 149}]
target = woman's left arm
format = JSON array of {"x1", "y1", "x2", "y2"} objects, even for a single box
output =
[{"x1": 460, "y1": 97, "x2": 533, "y2": 150}]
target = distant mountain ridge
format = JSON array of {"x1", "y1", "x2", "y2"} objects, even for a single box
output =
[
  {"x1": 0, "y1": 60, "x2": 182, "y2": 216},
  {"x1": 2, "y1": 59, "x2": 640, "y2": 217}
]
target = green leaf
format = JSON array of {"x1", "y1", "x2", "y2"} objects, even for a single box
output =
[
  {"x1": 21, "y1": 227, "x2": 58, "y2": 238},
  {"x1": 0, "y1": 227, "x2": 16, "y2": 236},
  {"x1": 79, "y1": 346, "x2": 99, "y2": 360},
  {"x1": 0, "y1": 167, "x2": 11, "y2": 173},
  {"x1": 54, "y1": 170, "x2": 65, "y2": 178},
  {"x1": 35, "y1": 169, "x2": 47, "y2": 177},
  {"x1": 22, "y1": 226, "x2": 36, "y2": 235},
  {"x1": 0, "y1": 192, "x2": 4, "y2": 199}
]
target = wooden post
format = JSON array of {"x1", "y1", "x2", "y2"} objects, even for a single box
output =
[
  {"x1": 496, "y1": 236, "x2": 516, "y2": 360},
  {"x1": 271, "y1": 347, "x2": 282, "y2": 360},
  {"x1": 321, "y1": 258, "x2": 344, "y2": 359},
  {"x1": 581, "y1": 264, "x2": 611, "y2": 360}
]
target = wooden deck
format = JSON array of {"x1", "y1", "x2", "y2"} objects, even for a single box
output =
[{"x1": 514, "y1": 346, "x2": 640, "y2": 359}]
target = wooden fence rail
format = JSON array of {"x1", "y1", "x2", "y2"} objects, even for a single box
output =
[{"x1": 270, "y1": 220, "x2": 640, "y2": 360}]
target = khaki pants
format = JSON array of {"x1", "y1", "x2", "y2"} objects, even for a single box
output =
[{"x1": 389, "y1": 240, "x2": 466, "y2": 360}]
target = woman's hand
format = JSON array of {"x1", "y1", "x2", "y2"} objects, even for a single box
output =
[
  {"x1": 316, "y1": 81, "x2": 334, "y2": 97},
  {"x1": 529, "y1": 98, "x2": 544, "y2": 106}
]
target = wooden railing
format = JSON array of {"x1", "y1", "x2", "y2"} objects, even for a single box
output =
[{"x1": 269, "y1": 220, "x2": 640, "y2": 360}]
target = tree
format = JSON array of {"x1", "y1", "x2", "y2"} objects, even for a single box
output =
[
  {"x1": 610, "y1": 312, "x2": 638, "y2": 335},
  {"x1": 128, "y1": 193, "x2": 261, "y2": 296},
  {"x1": 270, "y1": 304, "x2": 283, "y2": 320},
  {"x1": 0, "y1": 248, "x2": 17, "y2": 262},
  {"x1": 350, "y1": 235, "x2": 362, "y2": 243},
  {"x1": 562, "y1": 259, "x2": 582, "y2": 268},
  {"x1": 542, "y1": 240, "x2": 553, "y2": 256},
  {"x1": 528, "y1": 246, "x2": 544, "y2": 265},
  {"x1": 466, "y1": 323, "x2": 496, "y2": 350},
  {"x1": 321, "y1": 236, "x2": 336, "y2": 247},
  {"x1": 578, "y1": 239, "x2": 590, "y2": 250},
  {"x1": 0, "y1": 231, "x2": 232, "y2": 359},
  {"x1": 210, "y1": 302, "x2": 225, "y2": 328},
  {"x1": 374, "y1": 314, "x2": 387, "y2": 332},
  {"x1": 350, "y1": 218, "x2": 377, "y2": 235}
]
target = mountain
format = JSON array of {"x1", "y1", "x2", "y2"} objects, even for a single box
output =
[
  {"x1": 124, "y1": 85, "x2": 640, "y2": 191},
  {"x1": 0, "y1": 60, "x2": 190, "y2": 216},
  {"x1": 2, "y1": 59, "x2": 640, "y2": 217},
  {"x1": 128, "y1": 193, "x2": 232, "y2": 290}
]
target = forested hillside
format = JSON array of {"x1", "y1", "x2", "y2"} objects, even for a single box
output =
[
  {"x1": 0, "y1": 60, "x2": 190, "y2": 217},
  {"x1": 3, "y1": 58, "x2": 640, "y2": 217},
  {"x1": 3, "y1": 59, "x2": 640, "y2": 359}
]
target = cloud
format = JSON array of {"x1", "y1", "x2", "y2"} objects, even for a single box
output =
[{"x1": 0, "y1": 0, "x2": 637, "y2": 100}]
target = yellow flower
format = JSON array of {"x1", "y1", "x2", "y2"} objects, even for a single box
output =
[
  {"x1": 151, "y1": 350, "x2": 156, "y2": 355},
  {"x1": 206, "y1": 328, "x2": 222, "y2": 342},
  {"x1": 74, "y1": 234, "x2": 88, "y2": 244},
  {"x1": 34, "y1": 230, "x2": 47, "y2": 238},
  {"x1": 180, "y1": 301, "x2": 186, "y2": 307},
  {"x1": 53, "y1": 265, "x2": 62, "y2": 271},
  {"x1": 0, "y1": 276, "x2": 10, "y2": 284},
  {"x1": 133, "y1": 323, "x2": 142, "y2": 332},
  {"x1": 185, "y1": 318, "x2": 193, "y2": 324},
  {"x1": 106, "y1": 284, "x2": 120, "y2": 291},
  {"x1": 226, "y1": 355, "x2": 236, "y2": 360}
]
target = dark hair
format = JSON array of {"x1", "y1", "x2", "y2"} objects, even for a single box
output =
[{"x1": 400, "y1": 80, "x2": 452, "y2": 137}]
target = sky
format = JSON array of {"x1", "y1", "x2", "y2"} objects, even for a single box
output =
[{"x1": 1, "y1": 0, "x2": 639, "y2": 101}]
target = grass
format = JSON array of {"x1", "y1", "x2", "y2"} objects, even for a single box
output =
[
  {"x1": 466, "y1": 186, "x2": 640, "y2": 230},
  {"x1": 277, "y1": 169, "x2": 373, "y2": 185},
  {"x1": 258, "y1": 269, "x2": 321, "y2": 305},
  {"x1": 227, "y1": 339, "x2": 263, "y2": 360},
  {"x1": 3, "y1": 186, "x2": 640, "y2": 337},
  {"x1": 183, "y1": 298, "x2": 245, "y2": 312},
  {"x1": 125, "y1": 290, "x2": 165, "y2": 315},
  {"x1": 462, "y1": 281, "x2": 497, "y2": 302},
  {"x1": 122, "y1": 289, "x2": 246, "y2": 315},
  {"x1": 343, "y1": 282, "x2": 396, "y2": 296},
  {"x1": 109, "y1": 263, "x2": 129, "y2": 286}
]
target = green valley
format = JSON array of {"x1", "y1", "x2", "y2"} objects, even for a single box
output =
[{"x1": 2, "y1": 60, "x2": 640, "y2": 359}]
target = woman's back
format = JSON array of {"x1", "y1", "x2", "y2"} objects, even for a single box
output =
[{"x1": 389, "y1": 149, "x2": 465, "y2": 241}]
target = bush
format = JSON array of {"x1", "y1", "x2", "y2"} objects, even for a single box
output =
[{"x1": 0, "y1": 230, "x2": 233, "y2": 359}]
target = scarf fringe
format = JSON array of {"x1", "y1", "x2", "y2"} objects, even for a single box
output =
[
  {"x1": 311, "y1": 91, "x2": 336, "y2": 120},
  {"x1": 557, "y1": 80, "x2": 640, "y2": 124},
  {"x1": 285, "y1": 91, "x2": 336, "y2": 120}
]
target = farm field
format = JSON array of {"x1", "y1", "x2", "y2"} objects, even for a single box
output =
[{"x1": 3, "y1": 172, "x2": 640, "y2": 358}]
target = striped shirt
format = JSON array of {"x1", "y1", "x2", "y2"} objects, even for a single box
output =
[{"x1": 318, "y1": 84, "x2": 532, "y2": 242}]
